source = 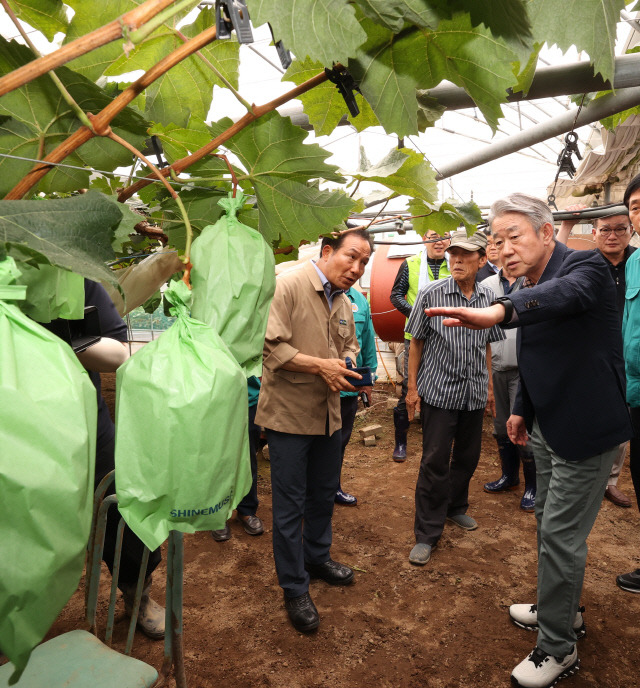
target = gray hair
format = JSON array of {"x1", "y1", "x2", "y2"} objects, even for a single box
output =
[{"x1": 487, "y1": 193, "x2": 553, "y2": 234}]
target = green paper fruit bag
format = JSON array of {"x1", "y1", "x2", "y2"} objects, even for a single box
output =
[
  {"x1": 114, "y1": 279, "x2": 252, "y2": 551},
  {"x1": 191, "y1": 192, "x2": 275, "y2": 377},
  {"x1": 0, "y1": 257, "x2": 97, "y2": 683}
]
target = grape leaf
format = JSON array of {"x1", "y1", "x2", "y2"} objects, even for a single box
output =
[
  {"x1": 249, "y1": 0, "x2": 367, "y2": 65},
  {"x1": 64, "y1": 0, "x2": 145, "y2": 81},
  {"x1": 353, "y1": 146, "x2": 438, "y2": 202},
  {"x1": 354, "y1": 0, "x2": 440, "y2": 31},
  {"x1": 527, "y1": 0, "x2": 625, "y2": 83},
  {"x1": 0, "y1": 191, "x2": 120, "y2": 284},
  {"x1": 354, "y1": 0, "x2": 531, "y2": 45},
  {"x1": 0, "y1": 38, "x2": 149, "y2": 196},
  {"x1": 408, "y1": 198, "x2": 482, "y2": 236},
  {"x1": 103, "y1": 8, "x2": 239, "y2": 127},
  {"x1": 349, "y1": 13, "x2": 518, "y2": 136},
  {"x1": 10, "y1": 0, "x2": 68, "y2": 41},
  {"x1": 158, "y1": 187, "x2": 228, "y2": 251},
  {"x1": 283, "y1": 57, "x2": 379, "y2": 136},
  {"x1": 210, "y1": 113, "x2": 357, "y2": 246}
]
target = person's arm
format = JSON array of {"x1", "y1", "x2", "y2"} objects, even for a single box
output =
[
  {"x1": 427, "y1": 251, "x2": 607, "y2": 330},
  {"x1": 77, "y1": 338, "x2": 129, "y2": 372},
  {"x1": 507, "y1": 415, "x2": 528, "y2": 445},
  {"x1": 390, "y1": 260, "x2": 412, "y2": 317},
  {"x1": 556, "y1": 203, "x2": 588, "y2": 245},
  {"x1": 76, "y1": 280, "x2": 130, "y2": 372},
  {"x1": 263, "y1": 279, "x2": 361, "y2": 392}
]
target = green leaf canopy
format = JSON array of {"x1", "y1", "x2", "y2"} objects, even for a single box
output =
[
  {"x1": 284, "y1": 57, "x2": 379, "y2": 136},
  {"x1": 249, "y1": 0, "x2": 366, "y2": 66},
  {"x1": 0, "y1": 38, "x2": 149, "y2": 197},
  {"x1": 348, "y1": 13, "x2": 519, "y2": 136},
  {"x1": 211, "y1": 113, "x2": 357, "y2": 246},
  {"x1": 0, "y1": 191, "x2": 121, "y2": 284}
]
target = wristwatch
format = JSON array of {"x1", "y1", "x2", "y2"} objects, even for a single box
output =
[{"x1": 491, "y1": 296, "x2": 514, "y2": 326}]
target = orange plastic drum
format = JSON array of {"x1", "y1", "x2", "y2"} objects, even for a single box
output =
[
  {"x1": 566, "y1": 235, "x2": 596, "y2": 251},
  {"x1": 370, "y1": 244, "x2": 407, "y2": 342}
]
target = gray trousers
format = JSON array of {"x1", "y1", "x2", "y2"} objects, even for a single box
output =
[
  {"x1": 531, "y1": 419, "x2": 616, "y2": 655},
  {"x1": 492, "y1": 368, "x2": 520, "y2": 438}
]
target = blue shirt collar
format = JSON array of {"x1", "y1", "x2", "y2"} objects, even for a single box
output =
[{"x1": 312, "y1": 260, "x2": 345, "y2": 308}]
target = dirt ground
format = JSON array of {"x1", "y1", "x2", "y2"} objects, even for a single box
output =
[{"x1": 46, "y1": 378, "x2": 640, "y2": 688}]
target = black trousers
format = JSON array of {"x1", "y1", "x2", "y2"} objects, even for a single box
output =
[
  {"x1": 629, "y1": 406, "x2": 640, "y2": 511},
  {"x1": 414, "y1": 402, "x2": 484, "y2": 546},
  {"x1": 237, "y1": 403, "x2": 260, "y2": 516},
  {"x1": 267, "y1": 424, "x2": 341, "y2": 598},
  {"x1": 95, "y1": 430, "x2": 161, "y2": 590}
]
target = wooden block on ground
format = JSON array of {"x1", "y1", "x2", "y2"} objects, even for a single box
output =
[
  {"x1": 359, "y1": 423, "x2": 382, "y2": 439},
  {"x1": 363, "y1": 436, "x2": 377, "y2": 447},
  {"x1": 387, "y1": 397, "x2": 398, "y2": 410}
]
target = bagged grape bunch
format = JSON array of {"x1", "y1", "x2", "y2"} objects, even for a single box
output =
[
  {"x1": 114, "y1": 278, "x2": 252, "y2": 551},
  {"x1": 0, "y1": 257, "x2": 97, "y2": 682},
  {"x1": 191, "y1": 192, "x2": 275, "y2": 377}
]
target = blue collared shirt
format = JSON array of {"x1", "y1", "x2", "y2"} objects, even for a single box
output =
[{"x1": 312, "y1": 261, "x2": 344, "y2": 310}]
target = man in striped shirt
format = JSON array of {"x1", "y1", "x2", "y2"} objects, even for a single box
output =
[{"x1": 405, "y1": 229, "x2": 505, "y2": 566}]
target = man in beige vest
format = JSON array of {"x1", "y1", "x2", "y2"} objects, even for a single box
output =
[{"x1": 256, "y1": 229, "x2": 372, "y2": 633}]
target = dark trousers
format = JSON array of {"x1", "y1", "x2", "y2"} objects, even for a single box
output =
[
  {"x1": 267, "y1": 425, "x2": 341, "y2": 598},
  {"x1": 95, "y1": 430, "x2": 161, "y2": 590},
  {"x1": 414, "y1": 403, "x2": 484, "y2": 546},
  {"x1": 237, "y1": 404, "x2": 260, "y2": 516},
  {"x1": 339, "y1": 394, "x2": 359, "y2": 463},
  {"x1": 629, "y1": 406, "x2": 640, "y2": 510}
]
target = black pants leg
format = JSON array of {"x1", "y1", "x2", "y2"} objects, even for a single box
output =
[
  {"x1": 268, "y1": 426, "x2": 341, "y2": 598},
  {"x1": 95, "y1": 429, "x2": 161, "y2": 590},
  {"x1": 237, "y1": 403, "x2": 260, "y2": 517},
  {"x1": 414, "y1": 403, "x2": 484, "y2": 545},
  {"x1": 629, "y1": 406, "x2": 640, "y2": 511}
]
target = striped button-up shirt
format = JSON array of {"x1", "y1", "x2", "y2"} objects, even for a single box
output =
[{"x1": 406, "y1": 277, "x2": 505, "y2": 410}]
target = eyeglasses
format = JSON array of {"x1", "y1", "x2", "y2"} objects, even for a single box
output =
[{"x1": 597, "y1": 226, "x2": 631, "y2": 236}]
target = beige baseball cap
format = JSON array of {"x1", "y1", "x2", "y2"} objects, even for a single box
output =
[{"x1": 448, "y1": 229, "x2": 487, "y2": 252}]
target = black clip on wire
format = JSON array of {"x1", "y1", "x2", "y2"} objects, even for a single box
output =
[
  {"x1": 556, "y1": 131, "x2": 582, "y2": 179},
  {"x1": 215, "y1": 0, "x2": 254, "y2": 44},
  {"x1": 268, "y1": 23, "x2": 292, "y2": 70},
  {"x1": 150, "y1": 135, "x2": 168, "y2": 169},
  {"x1": 547, "y1": 194, "x2": 558, "y2": 211},
  {"x1": 324, "y1": 67, "x2": 361, "y2": 118}
]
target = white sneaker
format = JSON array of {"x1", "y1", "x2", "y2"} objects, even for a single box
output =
[
  {"x1": 509, "y1": 603, "x2": 586, "y2": 639},
  {"x1": 511, "y1": 646, "x2": 579, "y2": 688}
]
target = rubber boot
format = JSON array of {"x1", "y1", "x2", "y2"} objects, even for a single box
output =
[
  {"x1": 123, "y1": 575, "x2": 165, "y2": 640},
  {"x1": 483, "y1": 437, "x2": 520, "y2": 492},
  {"x1": 392, "y1": 407, "x2": 410, "y2": 462},
  {"x1": 520, "y1": 451, "x2": 536, "y2": 512}
]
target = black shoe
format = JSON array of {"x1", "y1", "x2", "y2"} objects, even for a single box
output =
[
  {"x1": 236, "y1": 513, "x2": 264, "y2": 535},
  {"x1": 211, "y1": 523, "x2": 231, "y2": 542},
  {"x1": 616, "y1": 568, "x2": 640, "y2": 593},
  {"x1": 305, "y1": 559, "x2": 355, "y2": 585},
  {"x1": 284, "y1": 592, "x2": 319, "y2": 632},
  {"x1": 335, "y1": 489, "x2": 358, "y2": 506}
]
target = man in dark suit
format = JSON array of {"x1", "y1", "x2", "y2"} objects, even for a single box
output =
[{"x1": 424, "y1": 193, "x2": 632, "y2": 688}]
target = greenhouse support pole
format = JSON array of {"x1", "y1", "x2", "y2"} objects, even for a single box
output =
[{"x1": 434, "y1": 86, "x2": 640, "y2": 181}]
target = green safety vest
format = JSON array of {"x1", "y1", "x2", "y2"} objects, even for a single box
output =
[{"x1": 404, "y1": 252, "x2": 450, "y2": 340}]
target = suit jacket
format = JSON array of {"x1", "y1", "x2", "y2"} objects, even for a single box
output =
[
  {"x1": 509, "y1": 241, "x2": 632, "y2": 461},
  {"x1": 255, "y1": 260, "x2": 359, "y2": 436}
]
